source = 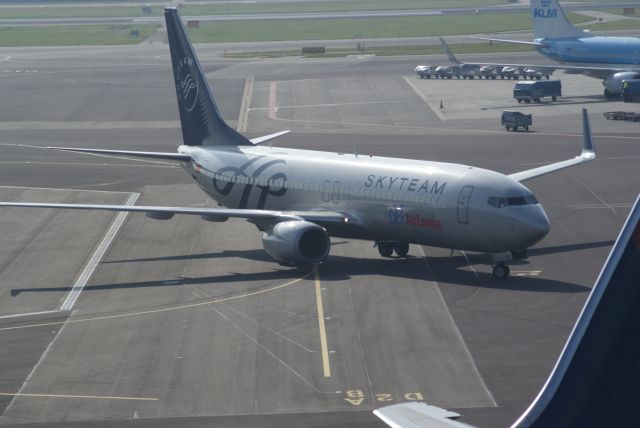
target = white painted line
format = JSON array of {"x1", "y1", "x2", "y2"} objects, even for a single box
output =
[
  {"x1": 419, "y1": 246, "x2": 497, "y2": 407},
  {"x1": 59, "y1": 192, "x2": 140, "y2": 311},
  {"x1": 0, "y1": 392, "x2": 158, "y2": 401},
  {"x1": 237, "y1": 75, "x2": 254, "y2": 132},
  {"x1": 0, "y1": 310, "x2": 63, "y2": 320},
  {"x1": 403, "y1": 76, "x2": 447, "y2": 122},
  {"x1": 0, "y1": 185, "x2": 131, "y2": 194}
]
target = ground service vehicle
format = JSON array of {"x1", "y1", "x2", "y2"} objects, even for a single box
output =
[
  {"x1": 514, "y1": 80, "x2": 562, "y2": 103},
  {"x1": 604, "y1": 111, "x2": 640, "y2": 121},
  {"x1": 622, "y1": 80, "x2": 640, "y2": 102},
  {"x1": 501, "y1": 111, "x2": 532, "y2": 131}
]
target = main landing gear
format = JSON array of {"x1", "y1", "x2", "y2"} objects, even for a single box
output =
[{"x1": 376, "y1": 241, "x2": 410, "y2": 257}]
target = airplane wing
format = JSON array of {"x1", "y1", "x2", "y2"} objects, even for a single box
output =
[
  {"x1": 509, "y1": 109, "x2": 595, "y2": 182},
  {"x1": 0, "y1": 202, "x2": 350, "y2": 226},
  {"x1": 469, "y1": 36, "x2": 545, "y2": 47},
  {"x1": 373, "y1": 402, "x2": 476, "y2": 428}
]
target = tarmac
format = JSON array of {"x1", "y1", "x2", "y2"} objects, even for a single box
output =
[{"x1": 0, "y1": 44, "x2": 639, "y2": 428}]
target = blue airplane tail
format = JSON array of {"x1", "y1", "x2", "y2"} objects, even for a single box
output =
[
  {"x1": 512, "y1": 194, "x2": 640, "y2": 427},
  {"x1": 531, "y1": 0, "x2": 585, "y2": 39},
  {"x1": 164, "y1": 7, "x2": 251, "y2": 147}
]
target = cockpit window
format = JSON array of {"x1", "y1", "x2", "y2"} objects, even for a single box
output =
[{"x1": 487, "y1": 195, "x2": 538, "y2": 208}]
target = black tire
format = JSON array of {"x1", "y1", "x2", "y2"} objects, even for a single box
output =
[
  {"x1": 552, "y1": 96, "x2": 557, "y2": 101},
  {"x1": 525, "y1": 125, "x2": 529, "y2": 131},
  {"x1": 513, "y1": 126, "x2": 518, "y2": 131},
  {"x1": 377, "y1": 243, "x2": 393, "y2": 257},
  {"x1": 506, "y1": 126, "x2": 510, "y2": 131},
  {"x1": 492, "y1": 264, "x2": 510, "y2": 279},
  {"x1": 393, "y1": 243, "x2": 409, "y2": 257}
]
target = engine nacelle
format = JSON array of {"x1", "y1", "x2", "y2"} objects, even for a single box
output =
[
  {"x1": 262, "y1": 221, "x2": 330, "y2": 265},
  {"x1": 604, "y1": 71, "x2": 640, "y2": 96}
]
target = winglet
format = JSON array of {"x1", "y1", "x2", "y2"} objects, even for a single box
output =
[
  {"x1": 508, "y1": 109, "x2": 596, "y2": 182},
  {"x1": 580, "y1": 108, "x2": 595, "y2": 160}
]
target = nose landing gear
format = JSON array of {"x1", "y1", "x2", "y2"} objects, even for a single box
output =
[{"x1": 492, "y1": 264, "x2": 510, "y2": 279}]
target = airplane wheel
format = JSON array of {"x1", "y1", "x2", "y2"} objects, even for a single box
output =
[
  {"x1": 492, "y1": 264, "x2": 510, "y2": 279},
  {"x1": 394, "y1": 243, "x2": 409, "y2": 257},
  {"x1": 377, "y1": 242, "x2": 393, "y2": 257}
]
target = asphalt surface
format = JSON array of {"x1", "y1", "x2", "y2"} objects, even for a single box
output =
[{"x1": 0, "y1": 46, "x2": 639, "y2": 428}]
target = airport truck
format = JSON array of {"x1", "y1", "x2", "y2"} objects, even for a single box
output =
[
  {"x1": 622, "y1": 80, "x2": 640, "y2": 102},
  {"x1": 514, "y1": 80, "x2": 562, "y2": 103},
  {"x1": 501, "y1": 111, "x2": 532, "y2": 131}
]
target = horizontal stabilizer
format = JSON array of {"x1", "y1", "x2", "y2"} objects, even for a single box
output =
[
  {"x1": 48, "y1": 146, "x2": 191, "y2": 161},
  {"x1": 250, "y1": 130, "x2": 291, "y2": 145}
]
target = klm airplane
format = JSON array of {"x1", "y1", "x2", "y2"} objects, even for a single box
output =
[
  {"x1": 460, "y1": 0, "x2": 640, "y2": 98},
  {"x1": 0, "y1": 8, "x2": 597, "y2": 279}
]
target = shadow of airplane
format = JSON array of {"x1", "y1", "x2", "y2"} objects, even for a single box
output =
[{"x1": 10, "y1": 240, "x2": 610, "y2": 297}]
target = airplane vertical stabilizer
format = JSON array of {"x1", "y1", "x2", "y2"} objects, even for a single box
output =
[
  {"x1": 511, "y1": 194, "x2": 640, "y2": 427},
  {"x1": 164, "y1": 7, "x2": 251, "y2": 147},
  {"x1": 531, "y1": 0, "x2": 585, "y2": 39}
]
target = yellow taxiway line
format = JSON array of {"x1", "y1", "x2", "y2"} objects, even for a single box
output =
[{"x1": 0, "y1": 392, "x2": 157, "y2": 401}]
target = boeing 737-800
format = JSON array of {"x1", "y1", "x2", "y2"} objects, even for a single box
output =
[
  {"x1": 445, "y1": 0, "x2": 640, "y2": 98},
  {"x1": 0, "y1": 8, "x2": 597, "y2": 279}
]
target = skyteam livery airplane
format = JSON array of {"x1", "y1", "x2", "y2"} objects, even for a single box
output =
[
  {"x1": 450, "y1": 0, "x2": 640, "y2": 98},
  {"x1": 0, "y1": 8, "x2": 597, "y2": 279}
]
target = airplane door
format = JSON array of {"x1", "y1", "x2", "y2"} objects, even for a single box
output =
[
  {"x1": 634, "y1": 51, "x2": 640, "y2": 65},
  {"x1": 457, "y1": 186, "x2": 473, "y2": 224}
]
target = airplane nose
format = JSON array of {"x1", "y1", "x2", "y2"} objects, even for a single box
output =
[{"x1": 524, "y1": 209, "x2": 550, "y2": 245}]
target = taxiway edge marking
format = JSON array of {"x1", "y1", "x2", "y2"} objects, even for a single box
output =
[
  {"x1": 314, "y1": 265, "x2": 331, "y2": 378},
  {"x1": 403, "y1": 76, "x2": 447, "y2": 122},
  {"x1": 237, "y1": 75, "x2": 254, "y2": 132},
  {"x1": 59, "y1": 192, "x2": 140, "y2": 311}
]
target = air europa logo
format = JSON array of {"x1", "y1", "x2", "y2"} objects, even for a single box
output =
[{"x1": 176, "y1": 57, "x2": 198, "y2": 112}]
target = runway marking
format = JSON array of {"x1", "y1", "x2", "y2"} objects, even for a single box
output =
[
  {"x1": 60, "y1": 192, "x2": 140, "y2": 311},
  {"x1": 418, "y1": 246, "x2": 498, "y2": 407},
  {"x1": 248, "y1": 98, "x2": 415, "y2": 111},
  {"x1": 0, "y1": 310, "x2": 63, "y2": 320},
  {"x1": 0, "y1": 120, "x2": 179, "y2": 131},
  {"x1": 186, "y1": 284, "x2": 330, "y2": 394},
  {"x1": 0, "y1": 272, "x2": 313, "y2": 332},
  {"x1": 403, "y1": 76, "x2": 447, "y2": 122},
  {"x1": 0, "y1": 392, "x2": 157, "y2": 401},
  {"x1": 569, "y1": 202, "x2": 634, "y2": 210},
  {"x1": 569, "y1": 175, "x2": 618, "y2": 217},
  {"x1": 268, "y1": 81, "x2": 278, "y2": 120},
  {"x1": 314, "y1": 265, "x2": 331, "y2": 378},
  {"x1": 237, "y1": 75, "x2": 254, "y2": 132},
  {"x1": 512, "y1": 270, "x2": 541, "y2": 277},
  {"x1": 0, "y1": 184, "x2": 131, "y2": 194}
]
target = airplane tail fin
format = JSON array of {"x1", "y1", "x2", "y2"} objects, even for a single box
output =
[
  {"x1": 164, "y1": 7, "x2": 251, "y2": 147},
  {"x1": 511, "y1": 194, "x2": 640, "y2": 427},
  {"x1": 531, "y1": 0, "x2": 585, "y2": 39},
  {"x1": 439, "y1": 37, "x2": 461, "y2": 64}
]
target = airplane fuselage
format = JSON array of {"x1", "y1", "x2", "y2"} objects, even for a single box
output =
[
  {"x1": 180, "y1": 145, "x2": 550, "y2": 254},
  {"x1": 536, "y1": 36, "x2": 640, "y2": 67}
]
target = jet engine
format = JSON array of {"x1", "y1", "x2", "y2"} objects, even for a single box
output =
[
  {"x1": 603, "y1": 71, "x2": 640, "y2": 98},
  {"x1": 262, "y1": 220, "x2": 330, "y2": 265}
]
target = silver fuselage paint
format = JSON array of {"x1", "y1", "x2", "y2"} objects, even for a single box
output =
[{"x1": 179, "y1": 144, "x2": 550, "y2": 254}]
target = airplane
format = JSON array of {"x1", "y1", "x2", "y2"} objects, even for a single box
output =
[
  {"x1": 0, "y1": 7, "x2": 597, "y2": 280},
  {"x1": 374, "y1": 192, "x2": 640, "y2": 427},
  {"x1": 444, "y1": 0, "x2": 640, "y2": 98}
]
